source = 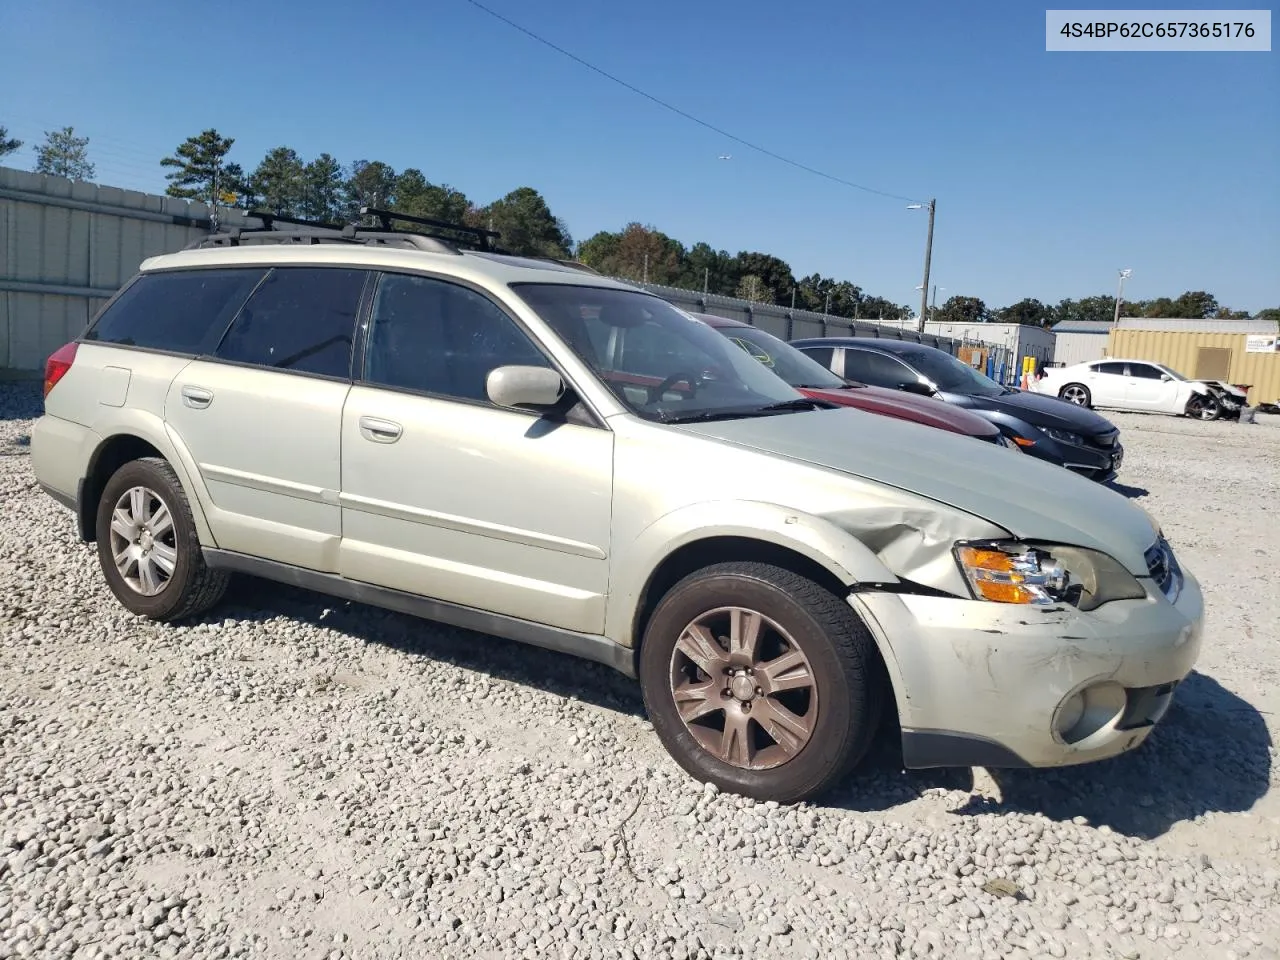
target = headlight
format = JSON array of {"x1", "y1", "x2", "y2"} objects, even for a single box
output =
[
  {"x1": 1041, "y1": 427, "x2": 1083, "y2": 445},
  {"x1": 955, "y1": 540, "x2": 1147, "y2": 611}
]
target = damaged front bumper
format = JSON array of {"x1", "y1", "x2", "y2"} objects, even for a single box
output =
[{"x1": 848, "y1": 570, "x2": 1204, "y2": 769}]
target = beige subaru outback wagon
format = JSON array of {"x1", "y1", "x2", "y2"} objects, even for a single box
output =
[{"x1": 30, "y1": 215, "x2": 1204, "y2": 803}]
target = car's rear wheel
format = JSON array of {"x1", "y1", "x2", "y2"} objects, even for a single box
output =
[
  {"x1": 1186, "y1": 394, "x2": 1221, "y2": 421},
  {"x1": 638, "y1": 561, "x2": 883, "y2": 803},
  {"x1": 95, "y1": 457, "x2": 229, "y2": 621},
  {"x1": 1060, "y1": 383, "x2": 1091, "y2": 407}
]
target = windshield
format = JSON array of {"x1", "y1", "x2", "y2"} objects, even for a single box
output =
[
  {"x1": 511, "y1": 284, "x2": 807, "y2": 421},
  {"x1": 712, "y1": 324, "x2": 849, "y2": 390},
  {"x1": 899, "y1": 347, "x2": 1008, "y2": 397}
]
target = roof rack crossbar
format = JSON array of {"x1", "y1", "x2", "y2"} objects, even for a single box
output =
[
  {"x1": 359, "y1": 206, "x2": 501, "y2": 245},
  {"x1": 189, "y1": 227, "x2": 461, "y2": 255}
]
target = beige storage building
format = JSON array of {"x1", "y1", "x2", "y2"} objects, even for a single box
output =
[{"x1": 1108, "y1": 318, "x2": 1280, "y2": 406}]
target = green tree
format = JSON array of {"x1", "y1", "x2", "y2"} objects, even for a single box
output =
[
  {"x1": 996, "y1": 297, "x2": 1054, "y2": 327},
  {"x1": 681, "y1": 242, "x2": 739, "y2": 295},
  {"x1": 1254, "y1": 307, "x2": 1280, "y2": 329},
  {"x1": 0, "y1": 125, "x2": 21, "y2": 158},
  {"x1": 736, "y1": 274, "x2": 771, "y2": 303},
  {"x1": 161, "y1": 129, "x2": 236, "y2": 207},
  {"x1": 479, "y1": 186, "x2": 571, "y2": 258},
  {"x1": 250, "y1": 146, "x2": 305, "y2": 215},
  {"x1": 393, "y1": 168, "x2": 472, "y2": 225},
  {"x1": 34, "y1": 126, "x2": 94, "y2": 180},
  {"x1": 221, "y1": 163, "x2": 255, "y2": 209},
  {"x1": 936, "y1": 295, "x2": 990, "y2": 325},
  {"x1": 344, "y1": 160, "x2": 398, "y2": 220},
  {"x1": 300, "y1": 153, "x2": 344, "y2": 222},
  {"x1": 1053, "y1": 295, "x2": 1116, "y2": 326},
  {"x1": 579, "y1": 223, "x2": 684, "y2": 283},
  {"x1": 735, "y1": 252, "x2": 795, "y2": 305}
]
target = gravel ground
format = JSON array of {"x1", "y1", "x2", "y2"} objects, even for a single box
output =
[{"x1": 2, "y1": 381, "x2": 1278, "y2": 960}]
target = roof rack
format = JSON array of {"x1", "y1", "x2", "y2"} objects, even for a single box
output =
[
  {"x1": 359, "y1": 206, "x2": 504, "y2": 252},
  {"x1": 184, "y1": 210, "x2": 466, "y2": 255}
]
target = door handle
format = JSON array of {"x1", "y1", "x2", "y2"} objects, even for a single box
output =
[
  {"x1": 358, "y1": 416, "x2": 403, "y2": 443},
  {"x1": 181, "y1": 385, "x2": 213, "y2": 409}
]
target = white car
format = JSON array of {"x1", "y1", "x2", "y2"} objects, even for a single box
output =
[{"x1": 1035, "y1": 358, "x2": 1242, "y2": 420}]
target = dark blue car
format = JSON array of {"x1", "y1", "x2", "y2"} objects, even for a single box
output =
[{"x1": 789, "y1": 337, "x2": 1124, "y2": 482}]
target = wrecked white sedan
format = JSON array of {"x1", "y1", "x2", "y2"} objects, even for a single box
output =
[{"x1": 1036, "y1": 358, "x2": 1248, "y2": 420}]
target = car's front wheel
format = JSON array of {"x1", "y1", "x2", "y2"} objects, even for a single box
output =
[
  {"x1": 95, "y1": 457, "x2": 229, "y2": 621},
  {"x1": 638, "y1": 561, "x2": 883, "y2": 803},
  {"x1": 1186, "y1": 394, "x2": 1221, "y2": 421}
]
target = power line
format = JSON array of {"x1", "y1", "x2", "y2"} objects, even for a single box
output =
[{"x1": 460, "y1": 0, "x2": 923, "y2": 205}]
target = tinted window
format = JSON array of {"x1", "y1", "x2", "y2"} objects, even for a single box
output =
[
  {"x1": 842, "y1": 348, "x2": 915, "y2": 387},
  {"x1": 363, "y1": 273, "x2": 551, "y2": 402},
  {"x1": 897, "y1": 347, "x2": 1007, "y2": 397},
  {"x1": 214, "y1": 267, "x2": 366, "y2": 378},
  {"x1": 1128, "y1": 363, "x2": 1164, "y2": 379},
  {"x1": 795, "y1": 346, "x2": 835, "y2": 372},
  {"x1": 84, "y1": 268, "x2": 266, "y2": 353},
  {"x1": 1093, "y1": 361, "x2": 1126, "y2": 375}
]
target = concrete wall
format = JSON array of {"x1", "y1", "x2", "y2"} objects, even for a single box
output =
[{"x1": 0, "y1": 166, "x2": 254, "y2": 376}]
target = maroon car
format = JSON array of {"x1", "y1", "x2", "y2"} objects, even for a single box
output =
[{"x1": 693, "y1": 314, "x2": 1010, "y2": 447}]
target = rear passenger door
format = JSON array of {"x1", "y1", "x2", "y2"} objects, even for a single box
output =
[
  {"x1": 1086, "y1": 361, "x2": 1128, "y2": 407},
  {"x1": 164, "y1": 266, "x2": 370, "y2": 572},
  {"x1": 337, "y1": 271, "x2": 613, "y2": 635}
]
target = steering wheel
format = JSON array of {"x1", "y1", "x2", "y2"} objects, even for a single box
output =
[{"x1": 647, "y1": 370, "x2": 703, "y2": 404}]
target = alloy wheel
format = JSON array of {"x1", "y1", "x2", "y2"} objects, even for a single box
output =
[
  {"x1": 108, "y1": 485, "x2": 178, "y2": 596},
  {"x1": 668, "y1": 606, "x2": 818, "y2": 770},
  {"x1": 1061, "y1": 385, "x2": 1089, "y2": 405}
]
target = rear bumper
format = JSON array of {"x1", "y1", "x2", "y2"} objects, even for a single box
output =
[
  {"x1": 850, "y1": 569, "x2": 1204, "y2": 769},
  {"x1": 31, "y1": 415, "x2": 93, "y2": 536}
]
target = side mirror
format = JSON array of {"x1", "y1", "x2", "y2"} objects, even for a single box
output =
[
  {"x1": 898, "y1": 381, "x2": 935, "y2": 397},
  {"x1": 1160, "y1": 373, "x2": 1173, "y2": 381},
  {"x1": 486, "y1": 365, "x2": 566, "y2": 411}
]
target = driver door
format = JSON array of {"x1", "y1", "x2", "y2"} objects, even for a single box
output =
[{"x1": 1123, "y1": 362, "x2": 1180, "y2": 411}]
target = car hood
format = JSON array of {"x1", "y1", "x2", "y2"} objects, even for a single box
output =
[
  {"x1": 951, "y1": 388, "x2": 1118, "y2": 433},
  {"x1": 676, "y1": 408, "x2": 1158, "y2": 574},
  {"x1": 798, "y1": 385, "x2": 1000, "y2": 438}
]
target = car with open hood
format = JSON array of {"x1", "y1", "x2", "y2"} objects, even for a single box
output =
[
  {"x1": 689, "y1": 313, "x2": 1013, "y2": 448},
  {"x1": 790, "y1": 336, "x2": 1126, "y2": 482},
  {"x1": 30, "y1": 210, "x2": 1203, "y2": 804}
]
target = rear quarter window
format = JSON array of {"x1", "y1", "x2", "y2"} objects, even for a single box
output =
[{"x1": 83, "y1": 268, "x2": 267, "y2": 354}]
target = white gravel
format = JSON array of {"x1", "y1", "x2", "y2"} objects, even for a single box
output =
[{"x1": 2, "y1": 381, "x2": 1278, "y2": 960}]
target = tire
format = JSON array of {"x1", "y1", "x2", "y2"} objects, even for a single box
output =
[
  {"x1": 638, "y1": 561, "x2": 883, "y2": 803},
  {"x1": 1059, "y1": 383, "x2": 1091, "y2": 407},
  {"x1": 1186, "y1": 394, "x2": 1221, "y2": 421},
  {"x1": 95, "y1": 456, "x2": 229, "y2": 621}
]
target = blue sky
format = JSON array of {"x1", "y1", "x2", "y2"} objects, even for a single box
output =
[{"x1": 2, "y1": 0, "x2": 1277, "y2": 312}]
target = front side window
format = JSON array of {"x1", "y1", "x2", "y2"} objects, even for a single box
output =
[
  {"x1": 897, "y1": 347, "x2": 1007, "y2": 397},
  {"x1": 1127, "y1": 363, "x2": 1165, "y2": 380},
  {"x1": 214, "y1": 267, "x2": 367, "y2": 378},
  {"x1": 84, "y1": 267, "x2": 267, "y2": 354},
  {"x1": 363, "y1": 273, "x2": 551, "y2": 402},
  {"x1": 511, "y1": 283, "x2": 803, "y2": 422},
  {"x1": 716, "y1": 326, "x2": 846, "y2": 389}
]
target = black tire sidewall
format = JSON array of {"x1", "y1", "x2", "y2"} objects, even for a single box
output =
[
  {"x1": 638, "y1": 567, "x2": 864, "y2": 802},
  {"x1": 95, "y1": 459, "x2": 199, "y2": 619}
]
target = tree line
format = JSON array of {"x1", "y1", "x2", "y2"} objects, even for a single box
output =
[{"x1": 2, "y1": 121, "x2": 1275, "y2": 327}]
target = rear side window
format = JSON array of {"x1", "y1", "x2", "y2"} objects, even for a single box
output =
[
  {"x1": 214, "y1": 267, "x2": 368, "y2": 379},
  {"x1": 83, "y1": 268, "x2": 267, "y2": 354},
  {"x1": 796, "y1": 346, "x2": 834, "y2": 370},
  {"x1": 1093, "y1": 361, "x2": 1126, "y2": 375},
  {"x1": 842, "y1": 348, "x2": 914, "y2": 387}
]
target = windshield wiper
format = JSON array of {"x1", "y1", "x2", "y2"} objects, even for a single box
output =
[{"x1": 660, "y1": 398, "x2": 826, "y2": 424}]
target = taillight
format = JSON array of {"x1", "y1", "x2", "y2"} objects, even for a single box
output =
[{"x1": 44, "y1": 342, "x2": 78, "y2": 398}]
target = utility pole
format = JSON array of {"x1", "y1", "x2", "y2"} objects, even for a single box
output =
[
  {"x1": 824, "y1": 292, "x2": 831, "y2": 316},
  {"x1": 791, "y1": 287, "x2": 796, "y2": 309},
  {"x1": 909, "y1": 198, "x2": 936, "y2": 332},
  {"x1": 703, "y1": 267, "x2": 709, "y2": 295},
  {"x1": 643, "y1": 253, "x2": 649, "y2": 284},
  {"x1": 1112, "y1": 268, "x2": 1132, "y2": 326}
]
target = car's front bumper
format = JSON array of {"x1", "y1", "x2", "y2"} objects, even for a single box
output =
[{"x1": 850, "y1": 569, "x2": 1204, "y2": 768}]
